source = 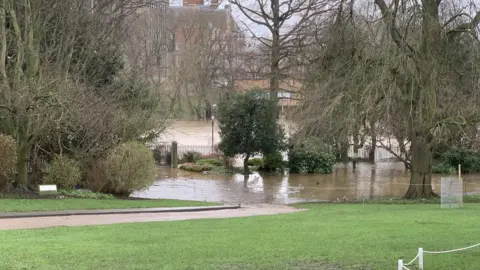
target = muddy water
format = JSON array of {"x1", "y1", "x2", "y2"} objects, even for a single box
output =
[
  {"x1": 141, "y1": 120, "x2": 480, "y2": 203},
  {"x1": 133, "y1": 162, "x2": 480, "y2": 204},
  {"x1": 156, "y1": 120, "x2": 296, "y2": 145}
]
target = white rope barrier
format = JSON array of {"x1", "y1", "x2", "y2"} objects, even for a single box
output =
[
  {"x1": 423, "y1": 243, "x2": 480, "y2": 254},
  {"x1": 403, "y1": 251, "x2": 420, "y2": 266},
  {"x1": 398, "y1": 243, "x2": 480, "y2": 270}
]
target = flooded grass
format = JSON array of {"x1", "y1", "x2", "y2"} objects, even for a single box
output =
[
  {"x1": 0, "y1": 198, "x2": 218, "y2": 212},
  {"x1": 0, "y1": 204, "x2": 479, "y2": 269},
  {"x1": 145, "y1": 164, "x2": 480, "y2": 204}
]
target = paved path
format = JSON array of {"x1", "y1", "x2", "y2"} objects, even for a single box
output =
[
  {"x1": 0, "y1": 205, "x2": 304, "y2": 231},
  {"x1": 0, "y1": 205, "x2": 241, "y2": 219}
]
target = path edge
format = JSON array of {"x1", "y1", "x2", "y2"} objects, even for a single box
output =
[{"x1": 0, "y1": 204, "x2": 242, "y2": 219}]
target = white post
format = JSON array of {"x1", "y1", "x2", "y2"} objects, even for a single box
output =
[
  {"x1": 418, "y1": 248, "x2": 424, "y2": 270},
  {"x1": 398, "y1": 259, "x2": 403, "y2": 270}
]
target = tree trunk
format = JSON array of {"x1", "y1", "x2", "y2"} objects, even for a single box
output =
[
  {"x1": 15, "y1": 145, "x2": 30, "y2": 188},
  {"x1": 339, "y1": 141, "x2": 349, "y2": 163},
  {"x1": 243, "y1": 153, "x2": 250, "y2": 176},
  {"x1": 353, "y1": 125, "x2": 360, "y2": 169},
  {"x1": 404, "y1": 133, "x2": 437, "y2": 199},
  {"x1": 270, "y1": 0, "x2": 280, "y2": 117},
  {"x1": 396, "y1": 135, "x2": 411, "y2": 169},
  {"x1": 369, "y1": 120, "x2": 376, "y2": 162}
]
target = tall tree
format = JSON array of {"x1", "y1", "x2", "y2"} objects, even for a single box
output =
[
  {"x1": 298, "y1": 1, "x2": 480, "y2": 199},
  {"x1": 373, "y1": 0, "x2": 480, "y2": 198},
  {"x1": 229, "y1": 0, "x2": 333, "y2": 104},
  {"x1": 167, "y1": 7, "x2": 243, "y2": 120}
]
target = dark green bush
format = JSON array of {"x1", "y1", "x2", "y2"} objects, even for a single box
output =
[
  {"x1": 260, "y1": 152, "x2": 286, "y2": 172},
  {"x1": 439, "y1": 149, "x2": 480, "y2": 173},
  {"x1": 179, "y1": 163, "x2": 214, "y2": 172},
  {"x1": 288, "y1": 148, "x2": 335, "y2": 174},
  {"x1": 247, "y1": 158, "x2": 264, "y2": 167},
  {"x1": 180, "y1": 151, "x2": 202, "y2": 163},
  {"x1": 431, "y1": 162, "x2": 456, "y2": 174},
  {"x1": 196, "y1": 159, "x2": 223, "y2": 167}
]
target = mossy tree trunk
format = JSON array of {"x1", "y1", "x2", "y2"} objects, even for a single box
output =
[{"x1": 404, "y1": 132, "x2": 437, "y2": 199}]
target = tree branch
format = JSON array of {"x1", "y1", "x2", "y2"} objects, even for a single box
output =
[
  {"x1": 374, "y1": 0, "x2": 416, "y2": 58},
  {"x1": 0, "y1": 0, "x2": 7, "y2": 81},
  {"x1": 447, "y1": 10, "x2": 480, "y2": 37},
  {"x1": 229, "y1": 0, "x2": 273, "y2": 31}
]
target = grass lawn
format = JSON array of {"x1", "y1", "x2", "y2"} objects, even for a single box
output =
[
  {"x1": 0, "y1": 204, "x2": 479, "y2": 269},
  {"x1": 0, "y1": 198, "x2": 218, "y2": 212}
]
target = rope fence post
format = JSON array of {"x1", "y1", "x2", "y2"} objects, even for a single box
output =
[
  {"x1": 418, "y1": 248, "x2": 423, "y2": 270},
  {"x1": 397, "y1": 242, "x2": 480, "y2": 269}
]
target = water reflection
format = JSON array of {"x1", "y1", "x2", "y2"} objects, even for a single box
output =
[{"x1": 132, "y1": 162, "x2": 480, "y2": 204}]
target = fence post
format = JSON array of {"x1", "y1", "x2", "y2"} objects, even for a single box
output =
[
  {"x1": 418, "y1": 248, "x2": 423, "y2": 270},
  {"x1": 171, "y1": 141, "x2": 178, "y2": 168},
  {"x1": 398, "y1": 260, "x2": 403, "y2": 270}
]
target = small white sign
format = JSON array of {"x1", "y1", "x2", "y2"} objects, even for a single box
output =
[
  {"x1": 39, "y1": 185, "x2": 57, "y2": 192},
  {"x1": 441, "y1": 177, "x2": 463, "y2": 209}
]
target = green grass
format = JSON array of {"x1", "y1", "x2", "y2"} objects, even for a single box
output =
[
  {"x1": 0, "y1": 198, "x2": 218, "y2": 212},
  {"x1": 0, "y1": 204, "x2": 479, "y2": 269}
]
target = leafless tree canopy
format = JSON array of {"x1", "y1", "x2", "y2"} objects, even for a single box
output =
[
  {"x1": 0, "y1": 0, "x2": 171, "y2": 188},
  {"x1": 229, "y1": 0, "x2": 336, "y2": 99},
  {"x1": 297, "y1": 0, "x2": 480, "y2": 198}
]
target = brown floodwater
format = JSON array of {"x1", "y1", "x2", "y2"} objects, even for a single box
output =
[
  {"x1": 141, "y1": 120, "x2": 480, "y2": 204},
  {"x1": 132, "y1": 162, "x2": 480, "y2": 204},
  {"x1": 156, "y1": 119, "x2": 296, "y2": 145}
]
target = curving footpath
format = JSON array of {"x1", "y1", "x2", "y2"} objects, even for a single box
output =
[{"x1": 0, "y1": 204, "x2": 304, "y2": 231}]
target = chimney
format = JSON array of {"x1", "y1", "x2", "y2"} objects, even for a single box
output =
[
  {"x1": 183, "y1": 0, "x2": 204, "y2": 6},
  {"x1": 211, "y1": 0, "x2": 219, "y2": 9}
]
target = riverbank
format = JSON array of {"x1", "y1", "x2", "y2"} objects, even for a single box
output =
[
  {"x1": 0, "y1": 198, "x2": 217, "y2": 213},
  {"x1": 0, "y1": 203, "x2": 478, "y2": 269}
]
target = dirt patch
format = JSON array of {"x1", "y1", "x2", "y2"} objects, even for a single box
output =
[{"x1": 0, "y1": 204, "x2": 304, "y2": 231}]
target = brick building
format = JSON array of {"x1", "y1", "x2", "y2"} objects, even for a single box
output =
[{"x1": 170, "y1": 0, "x2": 246, "y2": 76}]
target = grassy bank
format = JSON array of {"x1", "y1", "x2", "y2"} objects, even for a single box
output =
[
  {"x1": 0, "y1": 198, "x2": 218, "y2": 212},
  {"x1": 0, "y1": 204, "x2": 479, "y2": 269}
]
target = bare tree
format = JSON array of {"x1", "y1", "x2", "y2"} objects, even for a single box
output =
[
  {"x1": 298, "y1": 0, "x2": 480, "y2": 199},
  {"x1": 229, "y1": 0, "x2": 334, "y2": 102},
  {"x1": 169, "y1": 7, "x2": 242, "y2": 119}
]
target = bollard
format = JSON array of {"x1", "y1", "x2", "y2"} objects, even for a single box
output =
[
  {"x1": 171, "y1": 141, "x2": 178, "y2": 168},
  {"x1": 418, "y1": 248, "x2": 424, "y2": 270},
  {"x1": 398, "y1": 259, "x2": 403, "y2": 270}
]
